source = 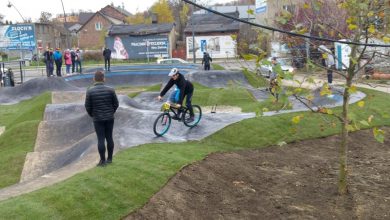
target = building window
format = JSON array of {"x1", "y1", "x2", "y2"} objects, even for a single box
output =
[
  {"x1": 95, "y1": 22, "x2": 103, "y2": 31},
  {"x1": 283, "y1": 5, "x2": 296, "y2": 13}
]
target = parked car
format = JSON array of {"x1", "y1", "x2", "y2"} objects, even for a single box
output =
[
  {"x1": 157, "y1": 58, "x2": 189, "y2": 64},
  {"x1": 257, "y1": 57, "x2": 295, "y2": 78}
]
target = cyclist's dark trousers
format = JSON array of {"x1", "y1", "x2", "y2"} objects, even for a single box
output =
[
  {"x1": 185, "y1": 91, "x2": 194, "y2": 117},
  {"x1": 105, "y1": 58, "x2": 110, "y2": 71},
  {"x1": 93, "y1": 119, "x2": 114, "y2": 161}
]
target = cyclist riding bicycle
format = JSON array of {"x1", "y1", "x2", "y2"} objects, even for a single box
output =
[{"x1": 157, "y1": 68, "x2": 194, "y2": 122}]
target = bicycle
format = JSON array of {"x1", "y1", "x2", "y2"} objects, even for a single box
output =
[{"x1": 153, "y1": 102, "x2": 202, "y2": 136}]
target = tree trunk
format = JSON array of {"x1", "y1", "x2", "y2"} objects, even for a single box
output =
[
  {"x1": 338, "y1": 43, "x2": 357, "y2": 195},
  {"x1": 339, "y1": 79, "x2": 351, "y2": 194}
]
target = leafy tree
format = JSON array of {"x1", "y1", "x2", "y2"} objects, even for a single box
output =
[
  {"x1": 243, "y1": 0, "x2": 390, "y2": 195},
  {"x1": 168, "y1": 0, "x2": 190, "y2": 40},
  {"x1": 151, "y1": 0, "x2": 174, "y2": 23},
  {"x1": 39, "y1": 11, "x2": 52, "y2": 23},
  {"x1": 125, "y1": 12, "x2": 152, "y2": 25},
  {"x1": 287, "y1": 0, "x2": 390, "y2": 195}
]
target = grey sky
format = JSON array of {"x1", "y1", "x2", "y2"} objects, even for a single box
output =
[{"x1": 2, "y1": 0, "x2": 234, "y2": 23}]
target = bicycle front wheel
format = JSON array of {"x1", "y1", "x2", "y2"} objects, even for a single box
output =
[
  {"x1": 183, "y1": 105, "x2": 202, "y2": 127},
  {"x1": 153, "y1": 113, "x2": 171, "y2": 136}
]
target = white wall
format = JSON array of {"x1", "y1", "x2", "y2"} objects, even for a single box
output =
[{"x1": 186, "y1": 35, "x2": 236, "y2": 59}]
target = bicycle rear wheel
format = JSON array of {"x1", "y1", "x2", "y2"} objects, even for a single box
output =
[
  {"x1": 153, "y1": 113, "x2": 171, "y2": 136},
  {"x1": 183, "y1": 105, "x2": 202, "y2": 127}
]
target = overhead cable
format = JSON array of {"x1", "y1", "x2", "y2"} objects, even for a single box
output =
[{"x1": 183, "y1": 0, "x2": 390, "y2": 48}]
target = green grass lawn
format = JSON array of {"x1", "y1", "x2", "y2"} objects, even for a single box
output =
[
  {"x1": 0, "y1": 93, "x2": 51, "y2": 188},
  {"x1": 211, "y1": 63, "x2": 225, "y2": 70},
  {"x1": 0, "y1": 88, "x2": 388, "y2": 219}
]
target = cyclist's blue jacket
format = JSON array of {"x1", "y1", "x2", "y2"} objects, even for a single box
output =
[{"x1": 160, "y1": 73, "x2": 193, "y2": 105}]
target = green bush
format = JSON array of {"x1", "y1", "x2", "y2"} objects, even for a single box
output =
[{"x1": 83, "y1": 51, "x2": 103, "y2": 61}]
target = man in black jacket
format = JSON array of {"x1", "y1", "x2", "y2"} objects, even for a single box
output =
[
  {"x1": 103, "y1": 46, "x2": 112, "y2": 72},
  {"x1": 85, "y1": 71, "x2": 119, "y2": 166},
  {"x1": 202, "y1": 52, "x2": 213, "y2": 71},
  {"x1": 157, "y1": 68, "x2": 194, "y2": 121}
]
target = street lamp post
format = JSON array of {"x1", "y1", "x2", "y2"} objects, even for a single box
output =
[
  {"x1": 7, "y1": 1, "x2": 26, "y2": 60},
  {"x1": 7, "y1": 1, "x2": 26, "y2": 22}
]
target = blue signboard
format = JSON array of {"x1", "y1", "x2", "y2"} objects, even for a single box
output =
[
  {"x1": 0, "y1": 24, "x2": 36, "y2": 50},
  {"x1": 256, "y1": 0, "x2": 267, "y2": 14},
  {"x1": 105, "y1": 35, "x2": 169, "y2": 60}
]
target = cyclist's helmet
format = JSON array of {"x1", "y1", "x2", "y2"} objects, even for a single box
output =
[{"x1": 168, "y1": 68, "x2": 179, "y2": 76}]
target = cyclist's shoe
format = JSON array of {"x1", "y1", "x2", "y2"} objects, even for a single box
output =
[{"x1": 186, "y1": 116, "x2": 195, "y2": 123}]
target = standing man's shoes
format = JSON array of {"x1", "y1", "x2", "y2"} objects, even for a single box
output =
[{"x1": 106, "y1": 158, "x2": 112, "y2": 164}]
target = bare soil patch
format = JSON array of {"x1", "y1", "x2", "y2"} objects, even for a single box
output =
[{"x1": 126, "y1": 127, "x2": 390, "y2": 219}]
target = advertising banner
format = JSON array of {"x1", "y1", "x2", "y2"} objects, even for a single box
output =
[
  {"x1": 106, "y1": 35, "x2": 169, "y2": 60},
  {"x1": 0, "y1": 24, "x2": 36, "y2": 50},
  {"x1": 256, "y1": 0, "x2": 267, "y2": 14},
  {"x1": 186, "y1": 35, "x2": 236, "y2": 59}
]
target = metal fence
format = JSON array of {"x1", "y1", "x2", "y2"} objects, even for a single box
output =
[{"x1": 0, "y1": 60, "x2": 27, "y2": 87}]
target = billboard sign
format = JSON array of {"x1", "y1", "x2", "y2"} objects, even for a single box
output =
[
  {"x1": 256, "y1": 0, "x2": 267, "y2": 14},
  {"x1": 106, "y1": 35, "x2": 169, "y2": 60},
  {"x1": 0, "y1": 24, "x2": 36, "y2": 50},
  {"x1": 186, "y1": 35, "x2": 236, "y2": 59}
]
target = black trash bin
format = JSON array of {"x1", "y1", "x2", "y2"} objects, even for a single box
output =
[{"x1": 3, "y1": 68, "x2": 14, "y2": 87}]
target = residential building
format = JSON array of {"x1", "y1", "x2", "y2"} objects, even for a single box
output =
[
  {"x1": 194, "y1": 5, "x2": 256, "y2": 21},
  {"x1": 184, "y1": 12, "x2": 240, "y2": 59},
  {"x1": 255, "y1": 0, "x2": 304, "y2": 26},
  {"x1": 77, "y1": 5, "x2": 131, "y2": 49}
]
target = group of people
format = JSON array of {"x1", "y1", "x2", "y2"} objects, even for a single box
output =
[
  {"x1": 43, "y1": 47, "x2": 83, "y2": 77},
  {"x1": 85, "y1": 68, "x2": 194, "y2": 167}
]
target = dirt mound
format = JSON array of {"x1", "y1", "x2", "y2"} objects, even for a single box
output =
[
  {"x1": 126, "y1": 127, "x2": 390, "y2": 220},
  {"x1": 0, "y1": 77, "x2": 81, "y2": 104}
]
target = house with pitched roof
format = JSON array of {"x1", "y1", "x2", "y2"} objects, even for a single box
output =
[{"x1": 77, "y1": 5, "x2": 131, "y2": 49}]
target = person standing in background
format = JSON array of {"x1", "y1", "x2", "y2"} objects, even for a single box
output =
[
  {"x1": 202, "y1": 52, "x2": 213, "y2": 71},
  {"x1": 54, "y1": 48, "x2": 63, "y2": 77},
  {"x1": 45, "y1": 48, "x2": 55, "y2": 77},
  {"x1": 103, "y1": 46, "x2": 112, "y2": 72},
  {"x1": 70, "y1": 48, "x2": 76, "y2": 73},
  {"x1": 64, "y1": 49, "x2": 72, "y2": 76},
  {"x1": 75, "y1": 48, "x2": 82, "y2": 73},
  {"x1": 43, "y1": 46, "x2": 49, "y2": 76}
]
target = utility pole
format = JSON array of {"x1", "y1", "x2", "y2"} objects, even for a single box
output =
[
  {"x1": 60, "y1": 0, "x2": 70, "y2": 49},
  {"x1": 191, "y1": 0, "x2": 196, "y2": 63}
]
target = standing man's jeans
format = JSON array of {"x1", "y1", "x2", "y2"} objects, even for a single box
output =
[
  {"x1": 45, "y1": 62, "x2": 50, "y2": 77},
  {"x1": 93, "y1": 119, "x2": 114, "y2": 162},
  {"x1": 71, "y1": 60, "x2": 75, "y2": 73},
  {"x1": 204, "y1": 63, "x2": 210, "y2": 71},
  {"x1": 66, "y1": 64, "x2": 71, "y2": 74},
  {"x1": 75, "y1": 61, "x2": 82, "y2": 73},
  {"x1": 105, "y1": 58, "x2": 111, "y2": 71},
  {"x1": 48, "y1": 62, "x2": 54, "y2": 76},
  {"x1": 55, "y1": 61, "x2": 62, "y2": 76}
]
